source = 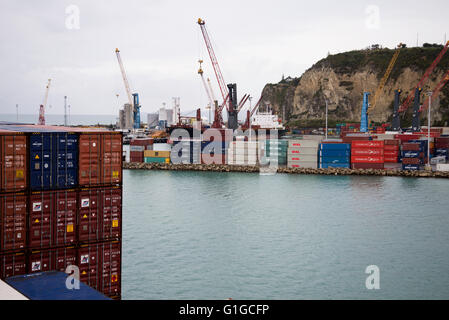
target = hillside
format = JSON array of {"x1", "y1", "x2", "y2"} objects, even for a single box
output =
[{"x1": 261, "y1": 44, "x2": 449, "y2": 127}]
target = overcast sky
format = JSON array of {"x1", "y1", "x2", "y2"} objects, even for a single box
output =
[{"x1": 0, "y1": 0, "x2": 448, "y2": 117}]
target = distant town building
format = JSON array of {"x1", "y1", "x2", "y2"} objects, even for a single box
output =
[{"x1": 147, "y1": 113, "x2": 159, "y2": 128}]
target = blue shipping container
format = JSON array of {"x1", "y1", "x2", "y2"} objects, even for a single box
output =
[
  {"x1": 320, "y1": 156, "x2": 350, "y2": 164},
  {"x1": 319, "y1": 150, "x2": 351, "y2": 157},
  {"x1": 5, "y1": 271, "x2": 110, "y2": 300},
  {"x1": 319, "y1": 143, "x2": 351, "y2": 151},
  {"x1": 401, "y1": 151, "x2": 421, "y2": 158},
  {"x1": 30, "y1": 132, "x2": 78, "y2": 190},
  {"x1": 320, "y1": 163, "x2": 350, "y2": 169},
  {"x1": 402, "y1": 164, "x2": 420, "y2": 171}
]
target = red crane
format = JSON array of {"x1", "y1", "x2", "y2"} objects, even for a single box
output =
[
  {"x1": 419, "y1": 70, "x2": 449, "y2": 112},
  {"x1": 399, "y1": 41, "x2": 449, "y2": 113},
  {"x1": 38, "y1": 79, "x2": 51, "y2": 125},
  {"x1": 242, "y1": 95, "x2": 264, "y2": 130},
  {"x1": 198, "y1": 18, "x2": 238, "y2": 128}
]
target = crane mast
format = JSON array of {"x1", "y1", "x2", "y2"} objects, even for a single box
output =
[
  {"x1": 38, "y1": 79, "x2": 51, "y2": 125},
  {"x1": 198, "y1": 60, "x2": 215, "y2": 108},
  {"x1": 399, "y1": 41, "x2": 449, "y2": 113}
]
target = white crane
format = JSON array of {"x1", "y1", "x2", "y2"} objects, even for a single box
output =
[
  {"x1": 38, "y1": 79, "x2": 51, "y2": 125},
  {"x1": 115, "y1": 48, "x2": 134, "y2": 107}
]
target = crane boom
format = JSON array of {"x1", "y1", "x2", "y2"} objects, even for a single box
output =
[
  {"x1": 115, "y1": 48, "x2": 134, "y2": 107},
  {"x1": 420, "y1": 70, "x2": 449, "y2": 112},
  {"x1": 368, "y1": 43, "x2": 402, "y2": 114},
  {"x1": 38, "y1": 79, "x2": 51, "y2": 125},
  {"x1": 197, "y1": 18, "x2": 230, "y2": 112},
  {"x1": 207, "y1": 78, "x2": 216, "y2": 102},
  {"x1": 399, "y1": 41, "x2": 449, "y2": 113},
  {"x1": 198, "y1": 60, "x2": 215, "y2": 108}
]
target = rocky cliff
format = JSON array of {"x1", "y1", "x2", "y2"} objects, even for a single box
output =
[{"x1": 261, "y1": 45, "x2": 449, "y2": 127}]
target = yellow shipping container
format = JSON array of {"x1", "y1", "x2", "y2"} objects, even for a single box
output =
[{"x1": 144, "y1": 150, "x2": 171, "y2": 158}]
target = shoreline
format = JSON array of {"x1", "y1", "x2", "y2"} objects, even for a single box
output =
[{"x1": 123, "y1": 162, "x2": 449, "y2": 179}]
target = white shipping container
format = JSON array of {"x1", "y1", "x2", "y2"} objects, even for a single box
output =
[
  {"x1": 288, "y1": 139, "x2": 319, "y2": 148},
  {"x1": 153, "y1": 143, "x2": 172, "y2": 151},
  {"x1": 288, "y1": 147, "x2": 318, "y2": 155},
  {"x1": 436, "y1": 163, "x2": 449, "y2": 171},
  {"x1": 288, "y1": 154, "x2": 318, "y2": 162},
  {"x1": 287, "y1": 161, "x2": 318, "y2": 169}
]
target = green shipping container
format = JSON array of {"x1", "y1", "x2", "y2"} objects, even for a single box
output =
[{"x1": 144, "y1": 157, "x2": 169, "y2": 163}]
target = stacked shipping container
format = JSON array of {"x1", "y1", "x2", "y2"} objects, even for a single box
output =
[
  {"x1": 401, "y1": 141, "x2": 427, "y2": 171},
  {"x1": 265, "y1": 140, "x2": 288, "y2": 166},
  {"x1": 0, "y1": 125, "x2": 122, "y2": 299},
  {"x1": 228, "y1": 141, "x2": 258, "y2": 166},
  {"x1": 130, "y1": 138, "x2": 153, "y2": 163},
  {"x1": 319, "y1": 142, "x2": 351, "y2": 168},
  {"x1": 350, "y1": 140, "x2": 384, "y2": 169},
  {"x1": 288, "y1": 140, "x2": 319, "y2": 168}
]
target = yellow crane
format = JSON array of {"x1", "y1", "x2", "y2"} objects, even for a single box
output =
[{"x1": 367, "y1": 43, "x2": 403, "y2": 114}]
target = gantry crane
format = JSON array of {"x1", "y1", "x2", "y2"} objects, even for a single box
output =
[
  {"x1": 38, "y1": 79, "x2": 51, "y2": 125},
  {"x1": 115, "y1": 48, "x2": 141, "y2": 129}
]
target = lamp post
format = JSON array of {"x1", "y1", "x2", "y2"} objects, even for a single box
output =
[
  {"x1": 325, "y1": 98, "x2": 328, "y2": 140},
  {"x1": 426, "y1": 91, "x2": 432, "y2": 171}
]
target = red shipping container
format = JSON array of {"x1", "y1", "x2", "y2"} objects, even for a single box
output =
[
  {"x1": 78, "y1": 243, "x2": 101, "y2": 291},
  {"x1": 29, "y1": 191, "x2": 54, "y2": 249},
  {"x1": 384, "y1": 150, "x2": 399, "y2": 157},
  {"x1": 384, "y1": 157, "x2": 399, "y2": 163},
  {"x1": 384, "y1": 145, "x2": 400, "y2": 151},
  {"x1": 101, "y1": 187, "x2": 122, "y2": 240},
  {"x1": 78, "y1": 132, "x2": 122, "y2": 187},
  {"x1": 78, "y1": 188, "x2": 101, "y2": 243},
  {"x1": 99, "y1": 241, "x2": 121, "y2": 298},
  {"x1": 0, "y1": 130, "x2": 27, "y2": 193},
  {"x1": 351, "y1": 156, "x2": 384, "y2": 163},
  {"x1": 351, "y1": 163, "x2": 385, "y2": 169},
  {"x1": 130, "y1": 151, "x2": 144, "y2": 163},
  {"x1": 28, "y1": 246, "x2": 77, "y2": 274},
  {"x1": 0, "y1": 193, "x2": 27, "y2": 252},
  {"x1": 384, "y1": 139, "x2": 400, "y2": 146},
  {"x1": 394, "y1": 134, "x2": 421, "y2": 142},
  {"x1": 351, "y1": 140, "x2": 384, "y2": 148},
  {"x1": 54, "y1": 190, "x2": 77, "y2": 247},
  {"x1": 130, "y1": 138, "x2": 153, "y2": 146},
  {"x1": 0, "y1": 251, "x2": 26, "y2": 279},
  {"x1": 79, "y1": 133, "x2": 101, "y2": 186},
  {"x1": 351, "y1": 148, "x2": 384, "y2": 156},
  {"x1": 402, "y1": 158, "x2": 422, "y2": 165},
  {"x1": 402, "y1": 143, "x2": 421, "y2": 151}
]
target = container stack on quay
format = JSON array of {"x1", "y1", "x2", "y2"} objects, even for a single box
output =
[
  {"x1": 0, "y1": 124, "x2": 122, "y2": 300},
  {"x1": 287, "y1": 139, "x2": 320, "y2": 169},
  {"x1": 145, "y1": 150, "x2": 171, "y2": 164},
  {"x1": 401, "y1": 141, "x2": 427, "y2": 171},
  {"x1": 319, "y1": 142, "x2": 351, "y2": 169},
  {"x1": 129, "y1": 138, "x2": 153, "y2": 163},
  {"x1": 383, "y1": 140, "x2": 400, "y2": 164},
  {"x1": 350, "y1": 140, "x2": 385, "y2": 170},
  {"x1": 201, "y1": 140, "x2": 228, "y2": 165}
]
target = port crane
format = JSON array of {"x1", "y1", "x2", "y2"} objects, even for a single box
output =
[
  {"x1": 38, "y1": 79, "x2": 51, "y2": 125},
  {"x1": 115, "y1": 48, "x2": 141, "y2": 129},
  {"x1": 397, "y1": 41, "x2": 449, "y2": 131},
  {"x1": 198, "y1": 60, "x2": 215, "y2": 123},
  {"x1": 419, "y1": 69, "x2": 449, "y2": 113},
  {"x1": 197, "y1": 18, "x2": 249, "y2": 129},
  {"x1": 360, "y1": 43, "x2": 402, "y2": 132},
  {"x1": 242, "y1": 95, "x2": 263, "y2": 130},
  {"x1": 368, "y1": 43, "x2": 403, "y2": 114}
]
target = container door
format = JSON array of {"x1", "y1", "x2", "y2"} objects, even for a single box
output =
[
  {"x1": 29, "y1": 192, "x2": 54, "y2": 249},
  {"x1": 55, "y1": 190, "x2": 77, "y2": 246}
]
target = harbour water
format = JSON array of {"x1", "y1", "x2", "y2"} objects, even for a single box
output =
[{"x1": 122, "y1": 169, "x2": 449, "y2": 299}]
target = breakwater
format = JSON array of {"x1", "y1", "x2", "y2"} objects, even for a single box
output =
[{"x1": 123, "y1": 162, "x2": 449, "y2": 178}]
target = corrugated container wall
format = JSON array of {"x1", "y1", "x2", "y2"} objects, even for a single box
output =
[{"x1": 0, "y1": 130, "x2": 27, "y2": 193}]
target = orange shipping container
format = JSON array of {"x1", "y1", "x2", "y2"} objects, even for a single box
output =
[
  {"x1": 0, "y1": 130, "x2": 27, "y2": 192},
  {"x1": 78, "y1": 132, "x2": 122, "y2": 186}
]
